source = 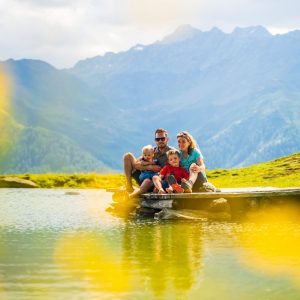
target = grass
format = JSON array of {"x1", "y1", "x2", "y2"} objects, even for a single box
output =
[
  {"x1": 0, "y1": 173, "x2": 125, "y2": 189},
  {"x1": 1, "y1": 152, "x2": 299, "y2": 189},
  {"x1": 207, "y1": 152, "x2": 300, "y2": 188}
]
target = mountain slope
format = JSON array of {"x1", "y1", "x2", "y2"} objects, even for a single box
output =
[
  {"x1": 2, "y1": 59, "x2": 130, "y2": 169},
  {"x1": 1, "y1": 25, "x2": 300, "y2": 172},
  {"x1": 69, "y1": 25, "x2": 300, "y2": 169},
  {"x1": 0, "y1": 110, "x2": 112, "y2": 174}
]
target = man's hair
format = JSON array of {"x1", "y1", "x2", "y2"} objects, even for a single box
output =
[
  {"x1": 155, "y1": 128, "x2": 168, "y2": 136},
  {"x1": 167, "y1": 149, "x2": 180, "y2": 158},
  {"x1": 142, "y1": 144, "x2": 154, "y2": 154}
]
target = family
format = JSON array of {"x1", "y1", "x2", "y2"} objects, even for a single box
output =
[{"x1": 123, "y1": 128, "x2": 219, "y2": 199}]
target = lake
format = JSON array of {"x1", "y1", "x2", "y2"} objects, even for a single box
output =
[{"x1": 1, "y1": 188, "x2": 300, "y2": 299}]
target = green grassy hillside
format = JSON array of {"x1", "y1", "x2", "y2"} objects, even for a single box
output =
[
  {"x1": 208, "y1": 152, "x2": 300, "y2": 188},
  {"x1": 2, "y1": 152, "x2": 299, "y2": 189}
]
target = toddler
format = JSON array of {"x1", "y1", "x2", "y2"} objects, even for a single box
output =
[{"x1": 139, "y1": 145, "x2": 158, "y2": 183}]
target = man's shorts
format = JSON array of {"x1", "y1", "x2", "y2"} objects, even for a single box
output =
[
  {"x1": 132, "y1": 169, "x2": 155, "y2": 192},
  {"x1": 132, "y1": 170, "x2": 142, "y2": 185}
]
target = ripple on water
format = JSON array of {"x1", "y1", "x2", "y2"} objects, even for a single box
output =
[{"x1": 0, "y1": 188, "x2": 123, "y2": 231}]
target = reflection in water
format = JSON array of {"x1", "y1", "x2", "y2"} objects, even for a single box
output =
[
  {"x1": 238, "y1": 205, "x2": 300, "y2": 288},
  {"x1": 55, "y1": 232, "x2": 130, "y2": 293},
  {"x1": 1, "y1": 189, "x2": 300, "y2": 299},
  {"x1": 122, "y1": 222, "x2": 203, "y2": 298},
  {"x1": 51, "y1": 222, "x2": 203, "y2": 299}
]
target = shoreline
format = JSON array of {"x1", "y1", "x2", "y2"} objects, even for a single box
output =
[
  {"x1": 0, "y1": 169, "x2": 299, "y2": 189},
  {"x1": 1, "y1": 152, "x2": 299, "y2": 189}
]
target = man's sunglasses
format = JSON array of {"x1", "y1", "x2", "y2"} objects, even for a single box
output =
[{"x1": 155, "y1": 137, "x2": 166, "y2": 142}]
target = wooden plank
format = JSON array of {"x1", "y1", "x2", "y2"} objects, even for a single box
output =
[{"x1": 142, "y1": 187, "x2": 300, "y2": 200}]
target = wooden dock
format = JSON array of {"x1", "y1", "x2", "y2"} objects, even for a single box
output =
[
  {"x1": 107, "y1": 187, "x2": 300, "y2": 220},
  {"x1": 140, "y1": 187, "x2": 300, "y2": 209}
]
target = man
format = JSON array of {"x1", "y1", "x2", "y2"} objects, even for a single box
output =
[{"x1": 123, "y1": 128, "x2": 173, "y2": 195}]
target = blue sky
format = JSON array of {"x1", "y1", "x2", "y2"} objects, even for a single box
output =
[{"x1": 1, "y1": 0, "x2": 300, "y2": 68}]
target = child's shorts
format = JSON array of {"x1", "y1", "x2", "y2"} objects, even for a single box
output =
[
  {"x1": 139, "y1": 171, "x2": 158, "y2": 183},
  {"x1": 161, "y1": 180, "x2": 170, "y2": 190}
]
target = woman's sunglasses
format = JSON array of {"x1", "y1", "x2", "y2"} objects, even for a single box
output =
[
  {"x1": 155, "y1": 137, "x2": 166, "y2": 142},
  {"x1": 177, "y1": 131, "x2": 188, "y2": 138}
]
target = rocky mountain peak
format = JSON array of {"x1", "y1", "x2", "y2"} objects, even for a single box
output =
[{"x1": 160, "y1": 24, "x2": 201, "y2": 44}]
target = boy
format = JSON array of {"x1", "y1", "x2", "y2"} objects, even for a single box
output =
[{"x1": 153, "y1": 149, "x2": 189, "y2": 194}]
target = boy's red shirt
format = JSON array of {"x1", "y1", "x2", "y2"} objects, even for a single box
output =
[{"x1": 159, "y1": 164, "x2": 189, "y2": 182}]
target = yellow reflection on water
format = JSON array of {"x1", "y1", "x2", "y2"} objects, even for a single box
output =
[
  {"x1": 0, "y1": 275, "x2": 8, "y2": 300},
  {"x1": 53, "y1": 222, "x2": 204, "y2": 298},
  {"x1": 120, "y1": 222, "x2": 203, "y2": 298},
  {"x1": 238, "y1": 204, "x2": 300, "y2": 287},
  {"x1": 54, "y1": 232, "x2": 130, "y2": 293}
]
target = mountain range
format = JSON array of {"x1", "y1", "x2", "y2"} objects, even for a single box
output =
[{"x1": 1, "y1": 25, "x2": 300, "y2": 173}]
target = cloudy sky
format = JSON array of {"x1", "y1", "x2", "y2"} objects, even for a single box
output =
[{"x1": 1, "y1": 0, "x2": 300, "y2": 68}]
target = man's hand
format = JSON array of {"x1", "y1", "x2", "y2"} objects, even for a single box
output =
[
  {"x1": 134, "y1": 160, "x2": 161, "y2": 172},
  {"x1": 149, "y1": 165, "x2": 161, "y2": 172}
]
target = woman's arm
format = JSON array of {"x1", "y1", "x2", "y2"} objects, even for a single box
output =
[{"x1": 190, "y1": 158, "x2": 205, "y2": 173}]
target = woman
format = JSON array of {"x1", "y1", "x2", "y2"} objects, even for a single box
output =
[{"x1": 176, "y1": 131, "x2": 208, "y2": 192}]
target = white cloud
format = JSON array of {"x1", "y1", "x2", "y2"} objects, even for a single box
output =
[{"x1": 0, "y1": 0, "x2": 300, "y2": 68}]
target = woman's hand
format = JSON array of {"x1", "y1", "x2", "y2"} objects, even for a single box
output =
[{"x1": 190, "y1": 163, "x2": 205, "y2": 173}]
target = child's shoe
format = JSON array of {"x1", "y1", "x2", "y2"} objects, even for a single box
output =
[
  {"x1": 171, "y1": 184, "x2": 184, "y2": 193},
  {"x1": 167, "y1": 175, "x2": 184, "y2": 193},
  {"x1": 181, "y1": 179, "x2": 193, "y2": 193},
  {"x1": 167, "y1": 175, "x2": 177, "y2": 186},
  {"x1": 201, "y1": 182, "x2": 221, "y2": 193}
]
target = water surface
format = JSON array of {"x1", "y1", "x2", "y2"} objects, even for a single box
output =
[{"x1": 1, "y1": 189, "x2": 300, "y2": 299}]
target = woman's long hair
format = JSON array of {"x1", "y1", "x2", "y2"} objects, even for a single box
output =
[{"x1": 176, "y1": 131, "x2": 199, "y2": 155}]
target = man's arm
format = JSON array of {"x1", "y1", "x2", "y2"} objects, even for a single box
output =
[{"x1": 134, "y1": 160, "x2": 161, "y2": 172}]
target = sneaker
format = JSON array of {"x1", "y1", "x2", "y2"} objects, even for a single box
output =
[
  {"x1": 167, "y1": 175, "x2": 177, "y2": 186},
  {"x1": 167, "y1": 175, "x2": 184, "y2": 193},
  {"x1": 171, "y1": 184, "x2": 184, "y2": 193},
  {"x1": 201, "y1": 182, "x2": 221, "y2": 192},
  {"x1": 181, "y1": 179, "x2": 193, "y2": 193}
]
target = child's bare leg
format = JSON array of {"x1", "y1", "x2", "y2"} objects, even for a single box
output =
[
  {"x1": 152, "y1": 175, "x2": 166, "y2": 194},
  {"x1": 153, "y1": 175, "x2": 163, "y2": 191},
  {"x1": 166, "y1": 186, "x2": 173, "y2": 193},
  {"x1": 123, "y1": 152, "x2": 137, "y2": 192}
]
